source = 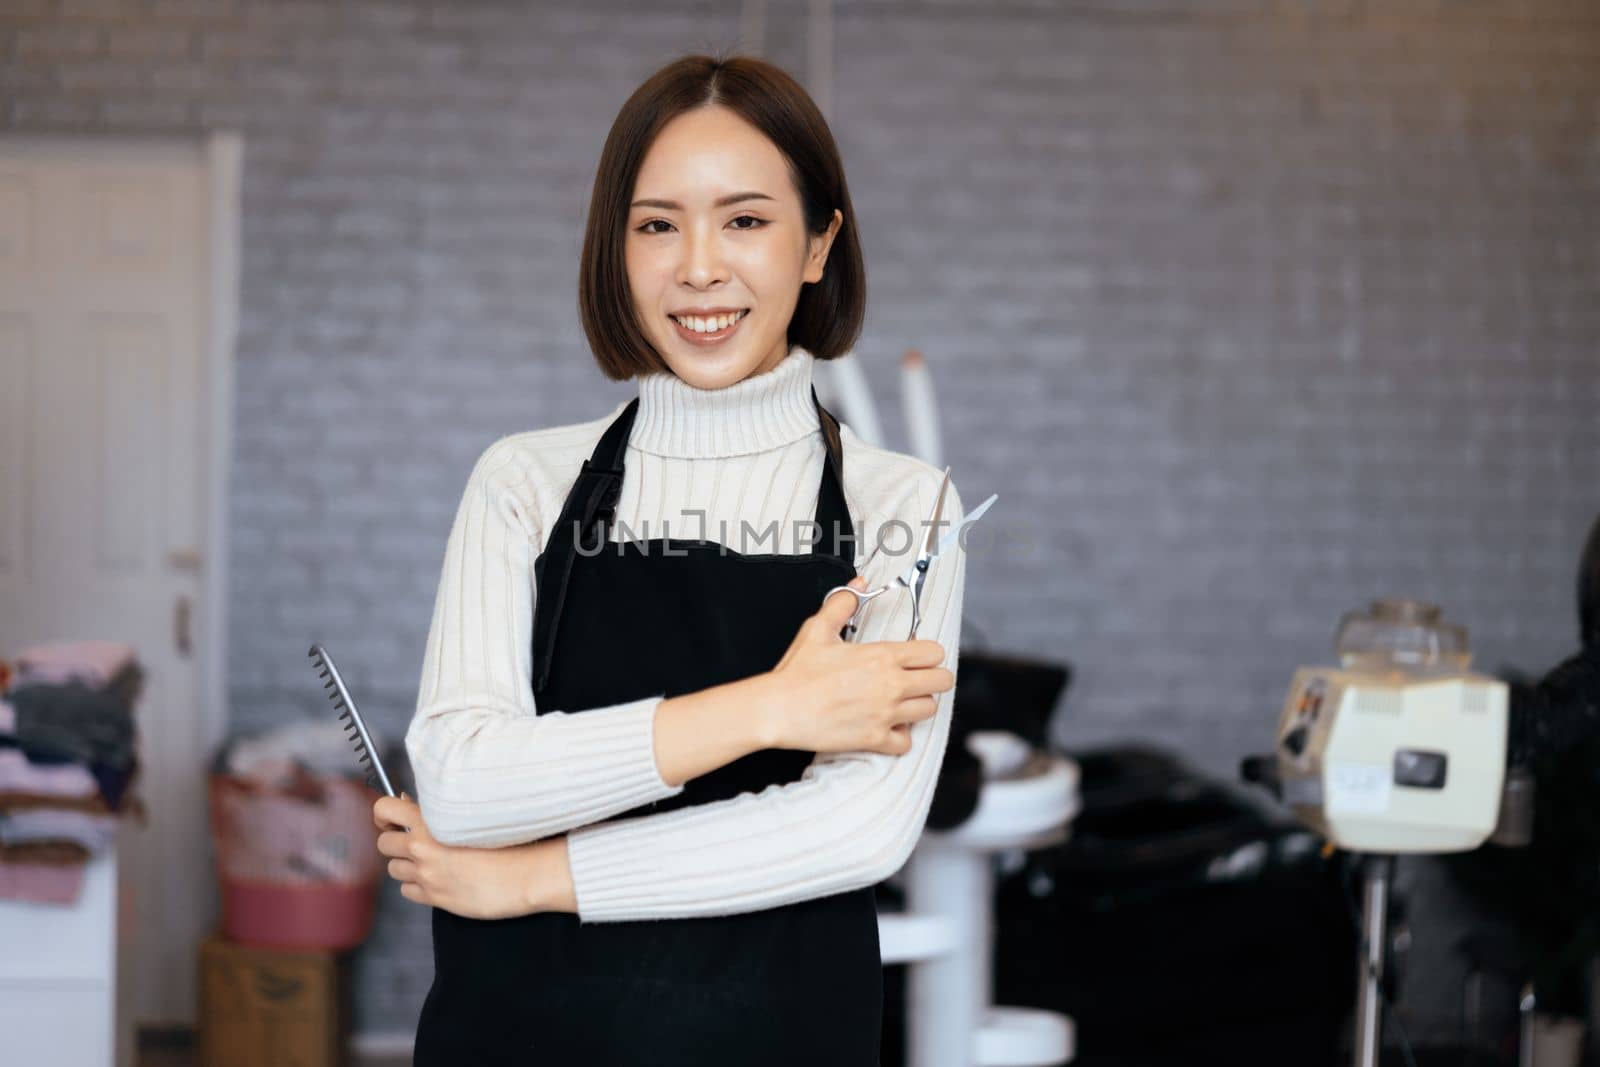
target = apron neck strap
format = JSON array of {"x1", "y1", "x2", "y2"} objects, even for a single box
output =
[
  {"x1": 811, "y1": 385, "x2": 857, "y2": 564},
  {"x1": 576, "y1": 386, "x2": 855, "y2": 562},
  {"x1": 530, "y1": 399, "x2": 637, "y2": 696}
]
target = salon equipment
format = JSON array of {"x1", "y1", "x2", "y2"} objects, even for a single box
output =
[
  {"x1": 878, "y1": 651, "x2": 1075, "y2": 1066},
  {"x1": 815, "y1": 347, "x2": 947, "y2": 466},
  {"x1": 1581, "y1": 512, "x2": 1600, "y2": 651},
  {"x1": 996, "y1": 744, "x2": 1354, "y2": 1066},
  {"x1": 308, "y1": 644, "x2": 395, "y2": 798},
  {"x1": 901, "y1": 349, "x2": 942, "y2": 470},
  {"x1": 1274, "y1": 600, "x2": 1507, "y2": 855},
  {"x1": 1260, "y1": 599, "x2": 1510, "y2": 1067},
  {"x1": 888, "y1": 735, "x2": 1081, "y2": 1067},
  {"x1": 925, "y1": 650, "x2": 1071, "y2": 832},
  {"x1": 816, "y1": 348, "x2": 886, "y2": 447},
  {"x1": 1445, "y1": 513, "x2": 1600, "y2": 1060},
  {"x1": 1504, "y1": 511, "x2": 1600, "y2": 765},
  {"x1": 828, "y1": 467, "x2": 998, "y2": 640}
]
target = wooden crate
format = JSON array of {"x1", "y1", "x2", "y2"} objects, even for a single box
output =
[{"x1": 197, "y1": 932, "x2": 354, "y2": 1067}]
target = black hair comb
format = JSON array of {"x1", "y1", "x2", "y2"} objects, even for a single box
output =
[{"x1": 308, "y1": 643, "x2": 396, "y2": 797}]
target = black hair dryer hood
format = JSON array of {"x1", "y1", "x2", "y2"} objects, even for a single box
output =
[{"x1": 1580, "y1": 511, "x2": 1600, "y2": 650}]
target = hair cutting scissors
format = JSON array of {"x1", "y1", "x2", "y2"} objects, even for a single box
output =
[{"x1": 826, "y1": 466, "x2": 998, "y2": 641}]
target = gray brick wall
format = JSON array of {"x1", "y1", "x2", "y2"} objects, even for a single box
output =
[{"x1": 4, "y1": 0, "x2": 1596, "y2": 1047}]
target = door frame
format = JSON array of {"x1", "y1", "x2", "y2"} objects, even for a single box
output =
[
  {"x1": 3, "y1": 129, "x2": 240, "y2": 756},
  {"x1": 0, "y1": 128, "x2": 242, "y2": 1052},
  {"x1": 198, "y1": 131, "x2": 241, "y2": 768}
]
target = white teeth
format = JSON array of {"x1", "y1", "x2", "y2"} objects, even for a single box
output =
[{"x1": 673, "y1": 309, "x2": 746, "y2": 333}]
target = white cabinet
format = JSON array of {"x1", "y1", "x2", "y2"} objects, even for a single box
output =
[{"x1": 0, "y1": 845, "x2": 124, "y2": 1066}]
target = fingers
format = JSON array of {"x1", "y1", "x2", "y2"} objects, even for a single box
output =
[
  {"x1": 898, "y1": 666, "x2": 955, "y2": 699},
  {"x1": 376, "y1": 829, "x2": 410, "y2": 858},
  {"x1": 378, "y1": 828, "x2": 417, "y2": 889},
  {"x1": 894, "y1": 695, "x2": 939, "y2": 726},
  {"x1": 373, "y1": 796, "x2": 398, "y2": 830},
  {"x1": 373, "y1": 793, "x2": 419, "y2": 832},
  {"x1": 876, "y1": 723, "x2": 914, "y2": 755},
  {"x1": 378, "y1": 823, "x2": 427, "y2": 897},
  {"x1": 892, "y1": 640, "x2": 948, "y2": 669},
  {"x1": 865, "y1": 698, "x2": 937, "y2": 756}
]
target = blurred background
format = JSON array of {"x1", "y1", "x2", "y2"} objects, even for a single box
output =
[{"x1": 0, "y1": 0, "x2": 1597, "y2": 1065}]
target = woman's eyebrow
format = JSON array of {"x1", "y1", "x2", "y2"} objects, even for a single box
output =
[{"x1": 630, "y1": 191, "x2": 776, "y2": 210}]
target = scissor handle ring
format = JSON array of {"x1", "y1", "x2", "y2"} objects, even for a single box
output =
[{"x1": 824, "y1": 584, "x2": 888, "y2": 640}]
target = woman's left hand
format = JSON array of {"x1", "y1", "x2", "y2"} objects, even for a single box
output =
[{"x1": 374, "y1": 793, "x2": 569, "y2": 920}]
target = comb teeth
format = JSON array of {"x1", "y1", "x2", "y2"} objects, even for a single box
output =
[{"x1": 308, "y1": 643, "x2": 396, "y2": 798}]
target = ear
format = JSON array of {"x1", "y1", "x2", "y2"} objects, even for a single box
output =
[{"x1": 802, "y1": 208, "x2": 844, "y2": 285}]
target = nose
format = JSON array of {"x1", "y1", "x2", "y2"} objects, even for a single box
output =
[{"x1": 677, "y1": 220, "x2": 729, "y2": 289}]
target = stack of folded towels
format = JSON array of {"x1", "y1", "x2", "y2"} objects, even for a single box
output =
[{"x1": 0, "y1": 640, "x2": 145, "y2": 905}]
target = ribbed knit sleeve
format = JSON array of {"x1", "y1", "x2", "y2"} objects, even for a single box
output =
[
  {"x1": 564, "y1": 475, "x2": 967, "y2": 923},
  {"x1": 404, "y1": 438, "x2": 686, "y2": 849}
]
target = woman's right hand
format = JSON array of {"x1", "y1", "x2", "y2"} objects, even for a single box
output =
[{"x1": 760, "y1": 576, "x2": 954, "y2": 756}]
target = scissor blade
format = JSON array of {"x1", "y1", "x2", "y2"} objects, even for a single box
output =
[
  {"x1": 931, "y1": 492, "x2": 997, "y2": 563},
  {"x1": 892, "y1": 491, "x2": 997, "y2": 588},
  {"x1": 917, "y1": 467, "x2": 952, "y2": 561}
]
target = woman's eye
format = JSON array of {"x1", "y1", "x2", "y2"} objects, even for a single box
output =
[{"x1": 634, "y1": 216, "x2": 768, "y2": 235}]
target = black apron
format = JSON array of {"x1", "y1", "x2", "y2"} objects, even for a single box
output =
[{"x1": 414, "y1": 389, "x2": 883, "y2": 1066}]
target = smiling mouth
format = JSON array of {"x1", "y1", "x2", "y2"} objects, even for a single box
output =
[{"x1": 669, "y1": 309, "x2": 749, "y2": 345}]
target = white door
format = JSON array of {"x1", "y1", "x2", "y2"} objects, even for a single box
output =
[{"x1": 0, "y1": 135, "x2": 235, "y2": 1052}]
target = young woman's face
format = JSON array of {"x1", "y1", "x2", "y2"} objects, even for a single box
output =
[{"x1": 625, "y1": 105, "x2": 842, "y2": 390}]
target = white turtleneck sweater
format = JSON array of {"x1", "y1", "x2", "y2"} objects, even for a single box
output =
[{"x1": 405, "y1": 345, "x2": 966, "y2": 924}]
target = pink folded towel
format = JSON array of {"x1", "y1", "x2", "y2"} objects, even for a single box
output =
[
  {"x1": 14, "y1": 641, "x2": 136, "y2": 690},
  {"x1": 0, "y1": 860, "x2": 86, "y2": 905}
]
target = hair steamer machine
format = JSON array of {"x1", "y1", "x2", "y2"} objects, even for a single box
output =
[{"x1": 1248, "y1": 599, "x2": 1512, "y2": 1067}]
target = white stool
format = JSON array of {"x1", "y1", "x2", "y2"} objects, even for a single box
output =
[{"x1": 880, "y1": 733, "x2": 1080, "y2": 1067}]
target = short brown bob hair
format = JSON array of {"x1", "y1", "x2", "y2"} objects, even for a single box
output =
[{"x1": 578, "y1": 52, "x2": 867, "y2": 381}]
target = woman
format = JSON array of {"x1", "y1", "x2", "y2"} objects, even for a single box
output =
[{"x1": 375, "y1": 52, "x2": 967, "y2": 1066}]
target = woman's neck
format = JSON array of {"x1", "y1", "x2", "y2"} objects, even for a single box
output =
[{"x1": 630, "y1": 344, "x2": 820, "y2": 459}]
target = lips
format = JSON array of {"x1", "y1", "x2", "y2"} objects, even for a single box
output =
[
  {"x1": 669, "y1": 308, "x2": 748, "y2": 328},
  {"x1": 669, "y1": 309, "x2": 748, "y2": 346}
]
